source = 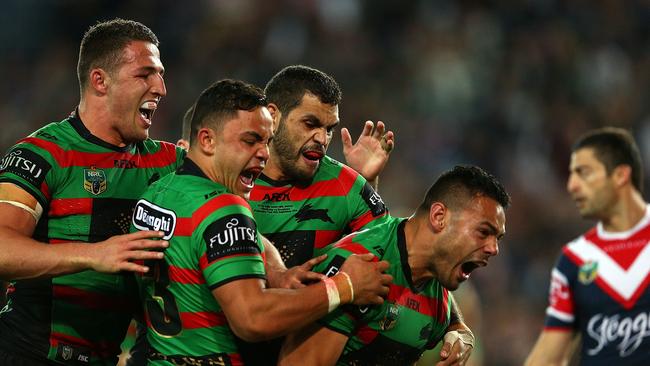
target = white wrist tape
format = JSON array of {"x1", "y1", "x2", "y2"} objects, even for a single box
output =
[
  {"x1": 323, "y1": 276, "x2": 341, "y2": 313},
  {"x1": 338, "y1": 271, "x2": 354, "y2": 303},
  {"x1": 443, "y1": 330, "x2": 475, "y2": 348},
  {"x1": 0, "y1": 200, "x2": 43, "y2": 222}
]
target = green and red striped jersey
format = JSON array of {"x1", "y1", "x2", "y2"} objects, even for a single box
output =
[
  {"x1": 249, "y1": 156, "x2": 389, "y2": 268},
  {"x1": 314, "y1": 217, "x2": 452, "y2": 365},
  {"x1": 131, "y1": 158, "x2": 266, "y2": 366},
  {"x1": 0, "y1": 113, "x2": 184, "y2": 365}
]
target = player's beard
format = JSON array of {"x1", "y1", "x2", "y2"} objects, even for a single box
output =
[{"x1": 271, "y1": 122, "x2": 320, "y2": 185}]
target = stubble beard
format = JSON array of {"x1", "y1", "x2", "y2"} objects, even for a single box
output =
[{"x1": 272, "y1": 125, "x2": 316, "y2": 184}]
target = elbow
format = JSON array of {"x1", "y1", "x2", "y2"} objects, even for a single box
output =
[{"x1": 229, "y1": 314, "x2": 278, "y2": 342}]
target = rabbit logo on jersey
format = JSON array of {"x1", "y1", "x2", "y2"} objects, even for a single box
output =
[{"x1": 132, "y1": 199, "x2": 177, "y2": 240}]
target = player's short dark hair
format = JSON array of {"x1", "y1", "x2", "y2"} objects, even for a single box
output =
[
  {"x1": 573, "y1": 127, "x2": 643, "y2": 193},
  {"x1": 264, "y1": 65, "x2": 342, "y2": 115},
  {"x1": 418, "y1": 165, "x2": 510, "y2": 213},
  {"x1": 77, "y1": 18, "x2": 159, "y2": 93},
  {"x1": 190, "y1": 79, "x2": 266, "y2": 144}
]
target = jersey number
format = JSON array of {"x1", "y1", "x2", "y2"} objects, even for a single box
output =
[{"x1": 145, "y1": 259, "x2": 182, "y2": 337}]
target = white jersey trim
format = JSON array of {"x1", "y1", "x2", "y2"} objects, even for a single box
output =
[
  {"x1": 567, "y1": 237, "x2": 650, "y2": 300},
  {"x1": 546, "y1": 307, "x2": 574, "y2": 323},
  {"x1": 597, "y1": 203, "x2": 650, "y2": 240}
]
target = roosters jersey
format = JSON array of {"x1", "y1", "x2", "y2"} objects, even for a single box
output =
[{"x1": 544, "y1": 204, "x2": 650, "y2": 365}]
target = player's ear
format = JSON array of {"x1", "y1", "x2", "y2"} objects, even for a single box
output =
[
  {"x1": 429, "y1": 202, "x2": 446, "y2": 233},
  {"x1": 612, "y1": 164, "x2": 632, "y2": 188},
  {"x1": 89, "y1": 68, "x2": 110, "y2": 95},
  {"x1": 196, "y1": 128, "x2": 217, "y2": 155},
  {"x1": 266, "y1": 103, "x2": 282, "y2": 132}
]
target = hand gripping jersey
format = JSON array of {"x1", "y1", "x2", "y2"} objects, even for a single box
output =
[
  {"x1": 249, "y1": 156, "x2": 389, "y2": 268},
  {"x1": 131, "y1": 158, "x2": 266, "y2": 366},
  {"x1": 314, "y1": 217, "x2": 452, "y2": 366},
  {"x1": 0, "y1": 113, "x2": 183, "y2": 365},
  {"x1": 544, "y1": 205, "x2": 650, "y2": 365}
]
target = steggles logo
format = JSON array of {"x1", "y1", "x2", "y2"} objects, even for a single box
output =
[{"x1": 586, "y1": 311, "x2": 650, "y2": 357}]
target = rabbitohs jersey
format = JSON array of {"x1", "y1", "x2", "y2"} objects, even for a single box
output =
[
  {"x1": 132, "y1": 158, "x2": 266, "y2": 366},
  {"x1": 544, "y1": 204, "x2": 650, "y2": 365},
  {"x1": 249, "y1": 156, "x2": 388, "y2": 268},
  {"x1": 0, "y1": 112, "x2": 184, "y2": 365},
  {"x1": 315, "y1": 217, "x2": 452, "y2": 365}
]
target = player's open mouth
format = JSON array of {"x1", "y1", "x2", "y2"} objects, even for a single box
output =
[
  {"x1": 139, "y1": 101, "x2": 158, "y2": 123},
  {"x1": 460, "y1": 261, "x2": 486, "y2": 279},
  {"x1": 240, "y1": 167, "x2": 262, "y2": 189}
]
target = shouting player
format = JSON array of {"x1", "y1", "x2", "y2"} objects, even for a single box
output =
[
  {"x1": 279, "y1": 165, "x2": 510, "y2": 365},
  {"x1": 131, "y1": 79, "x2": 392, "y2": 365},
  {"x1": 0, "y1": 19, "x2": 179, "y2": 366}
]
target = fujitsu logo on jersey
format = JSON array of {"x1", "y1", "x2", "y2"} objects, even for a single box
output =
[
  {"x1": 0, "y1": 149, "x2": 44, "y2": 178},
  {"x1": 208, "y1": 217, "x2": 256, "y2": 247},
  {"x1": 586, "y1": 311, "x2": 650, "y2": 357},
  {"x1": 132, "y1": 199, "x2": 177, "y2": 240},
  {"x1": 203, "y1": 214, "x2": 259, "y2": 263}
]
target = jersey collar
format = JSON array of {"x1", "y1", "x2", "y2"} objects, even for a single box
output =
[{"x1": 68, "y1": 108, "x2": 135, "y2": 152}]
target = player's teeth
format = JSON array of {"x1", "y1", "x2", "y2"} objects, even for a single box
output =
[{"x1": 140, "y1": 101, "x2": 156, "y2": 110}]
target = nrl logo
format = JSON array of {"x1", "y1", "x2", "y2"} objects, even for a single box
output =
[
  {"x1": 379, "y1": 302, "x2": 400, "y2": 331},
  {"x1": 578, "y1": 261, "x2": 598, "y2": 285},
  {"x1": 83, "y1": 167, "x2": 107, "y2": 195},
  {"x1": 61, "y1": 345, "x2": 73, "y2": 361}
]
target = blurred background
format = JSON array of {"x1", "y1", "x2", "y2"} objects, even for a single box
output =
[{"x1": 0, "y1": 0, "x2": 648, "y2": 364}]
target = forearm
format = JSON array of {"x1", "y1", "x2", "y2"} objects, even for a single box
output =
[
  {"x1": 250, "y1": 285, "x2": 330, "y2": 339},
  {"x1": 0, "y1": 227, "x2": 93, "y2": 280},
  {"x1": 262, "y1": 235, "x2": 287, "y2": 286},
  {"x1": 279, "y1": 323, "x2": 346, "y2": 366},
  {"x1": 448, "y1": 293, "x2": 466, "y2": 328},
  {"x1": 524, "y1": 330, "x2": 575, "y2": 366},
  {"x1": 219, "y1": 274, "x2": 353, "y2": 342}
]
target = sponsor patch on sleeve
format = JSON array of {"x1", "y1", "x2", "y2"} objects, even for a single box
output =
[
  {"x1": 322, "y1": 254, "x2": 347, "y2": 277},
  {"x1": 132, "y1": 199, "x2": 177, "y2": 240},
  {"x1": 203, "y1": 214, "x2": 260, "y2": 263},
  {"x1": 0, "y1": 147, "x2": 51, "y2": 189},
  {"x1": 546, "y1": 268, "x2": 574, "y2": 322},
  {"x1": 360, "y1": 182, "x2": 387, "y2": 217}
]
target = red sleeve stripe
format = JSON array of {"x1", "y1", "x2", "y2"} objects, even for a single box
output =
[
  {"x1": 542, "y1": 326, "x2": 574, "y2": 332},
  {"x1": 332, "y1": 240, "x2": 376, "y2": 259},
  {"x1": 52, "y1": 285, "x2": 133, "y2": 312},
  {"x1": 386, "y1": 284, "x2": 449, "y2": 324},
  {"x1": 49, "y1": 198, "x2": 93, "y2": 217},
  {"x1": 40, "y1": 180, "x2": 51, "y2": 202},
  {"x1": 168, "y1": 265, "x2": 205, "y2": 285},
  {"x1": 49, "y1": 239, "x2": 82, "y2": 244},
  {"x1": 18, "y1": 137, "x2": 178, "y2": 168},
  {"x1": 50, "y1": 332, "x2": 120, "y2": 358},
  {"x1": 314, "y1": 230, "x2": 343, "y2": 249},
  {"x1": 174, "y1": 195, "x2": 252, "y2": 239},
  {"x1": 348, "y1": 211, "x2": 387, "y2": 232},
  {"x1": 192, "y1": 194, "x2": 251, "y2": 231},
  {"x1": 355, "y1": 324, "x2": 379, "y2": 345},
  {"x1": 174, "y1": 217, "x2": 192, "y2": 236},
  {"x1": 180, "y1": 311, "x2": 228, "y2": 329}
]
